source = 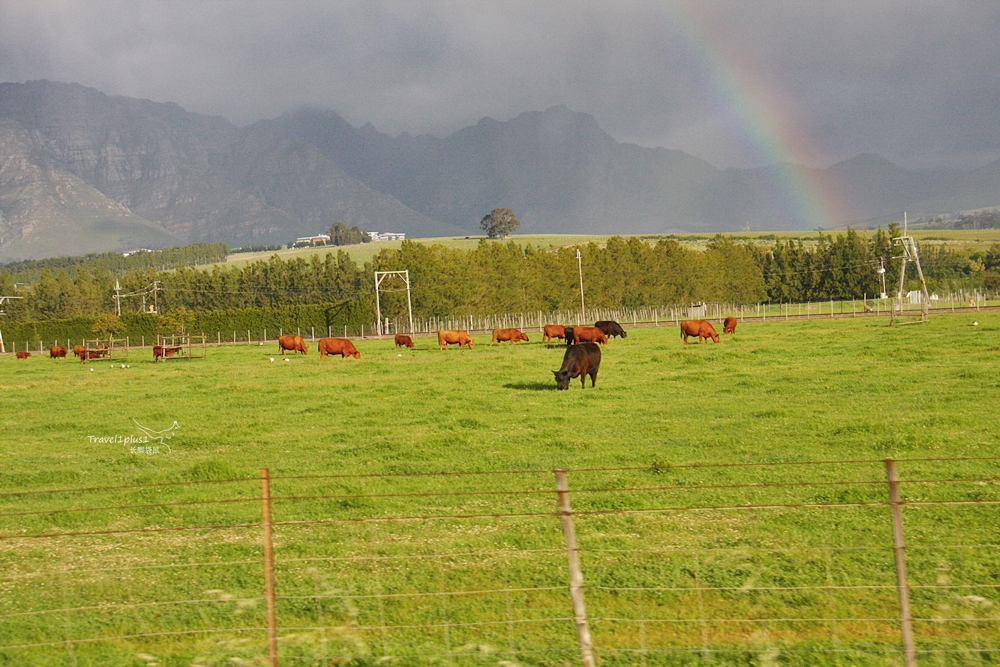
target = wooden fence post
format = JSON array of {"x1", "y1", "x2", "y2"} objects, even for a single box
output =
[
  {"x1": 554, "y1": 469, "x2": 596, "y2": 667},
  {"x1": 884, "y1": 459, "x2": 917, "y2": 667},
  {"x1": 261, "y1": 468, "x2": 279, "y2": 667}
]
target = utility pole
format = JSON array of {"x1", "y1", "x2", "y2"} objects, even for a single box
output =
[
  {"x1": 114, "y1": 280, "x2": 122, "y2": 317},
  {"x1": 0, "y1": 295, "x2": 24, "y2": 354},
  {"x1": 576, "y1": 248, "x2": 586, "y2": 323}
]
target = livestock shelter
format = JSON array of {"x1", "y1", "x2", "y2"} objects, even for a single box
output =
[
  {"x1": 83, "y1": 337, "x2": 128, "y2": 362},
  {"x1": 155, "y1": 334, "x2": 207, "y2": 361}
]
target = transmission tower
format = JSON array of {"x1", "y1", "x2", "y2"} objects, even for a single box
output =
[
  {"x1": 0, "y1": 295, "x2": 24, "y2": 353},
  {"x1": 374, "y1": 270, "x2": 414, "y2": 336},
  {"x1": 891, "y1": 212, "x2": 931, "y2": 324}
]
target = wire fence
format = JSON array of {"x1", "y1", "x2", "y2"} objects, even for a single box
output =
[
  {"x1": 5, "y1": 288, "x2": 998, "y2": 355},
  {"x1": 1, "y1": 457, "x2": 998, "y2": 665}
]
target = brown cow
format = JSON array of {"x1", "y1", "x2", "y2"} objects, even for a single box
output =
[
  {"x1": 278, "y1": 335, "x2": 308, "y2": 355},
  {"x1": 50, "y1": 346, "x2": 67, "y2": 358},
  {"x1": 571, "y1": 326, "x2": 608, "y2": 345},
  {"x1": 553, "y1": 342, "x2": 601, "y2": 390},
  {"x1": 15, "y1": 351, "x2": 31, "y2": 360},
  {"x1": 72, "y1": 345, "x2": 86, "y2": 359},
  {"x1": 438, "y1": 330, "x2": 474, "y2": 350},
  {"x1": 681, "y1": 319, "x2": 720, "y2": 344},
  {"x1": 153, "y1": 345, "x2": 182, "y2": 362},
  {"x1": 491, "y1": 328, "x2": 529, "y2": 345},
  {"x1": 542, "y1": 324, "x2": 566, "y2": 343},
  {"x1": 723, "y1": 316, "x2": 738, "y2": 334},
  {"x1": 394, "y1": 334, "x2": 414, "y2": 348},
  {"x1": 318, "y1": 337, "x2": 360, "y2": 359},
  {"x1": 80, "y1": 345, "x2": 109, "y2": 363}
]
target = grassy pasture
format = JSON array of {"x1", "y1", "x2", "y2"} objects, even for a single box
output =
[
  {"x1": 213, "y1": 228, "x2": 1000, "y2": 271},
  {"x1": 218, "y1": 235, "x2": 614, "y2": 269},
  {"x1": 1, "y1": 314, "x2": 1000, "y2": 665}
]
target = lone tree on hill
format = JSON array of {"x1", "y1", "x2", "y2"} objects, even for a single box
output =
[
  {"x1": 328, "y1": 222, "x2": 371, "y2": 246},
  {"x1": 480, "y1": 208, "x2": 520, "y2": 239}
]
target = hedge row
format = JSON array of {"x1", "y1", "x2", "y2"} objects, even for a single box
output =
[{"x1": 1, "y1": 301, "x2": 373, "y2": 349}]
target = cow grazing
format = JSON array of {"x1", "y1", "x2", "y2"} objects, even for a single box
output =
[
  {"x1": 438, "y1": 330, "x2": 474, "y2": 350},
  {"x1": 491, "y1": 328, "x2": 529, "y2": 345},
  {"x1": 394, "y1": 334, "x2": 414, "y2": 348},
  {"x1": 542, "y1": 324, "x2": 566, "y2": 343},
  {"x1": 278, "y1": 335, "x2": 308, "y2": 355},
  {"x1": 553, "y1": 342, "x2": 602, "y2": 390},
  {"x1": 570, "y1": 326, "x2": 609, "y2": 345},
  {"x1": 680, "y1": 319, "x2": 720, "y2": 344},
  {"x1": 153, "y1": 345, "x2": 182, "y2": 362},
  {"x1": 50, "y1": 346, "x2": 67, "y2": 358},
  {"x1": 723, "y1": 317, "x2": 738, "y2": 334},
  {"x1": 318, "y1": 337, "x2": 360, "y2": 359},
  {"x1": 595, "y1": 320, "x2": 627, "y2": 339},
  {"x1": 72, "y1": 345, "x2": 86, "y2": 359},
  {"x1": 15, "y1": 351, "x2": 31, "y2": 360}
]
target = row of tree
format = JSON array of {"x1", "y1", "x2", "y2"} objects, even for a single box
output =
[
  {"x1": 0, "y1": 243, "x2": 229, "y2": 283},
  {"x1": 2, "y1": 231, "x2": 998, "y2": 327}
]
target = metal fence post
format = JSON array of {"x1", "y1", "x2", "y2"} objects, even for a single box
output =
[
  {"x1": 885, "y1": 459, "x2": 917, "y2": 667},
  {"x1": 554, "y1": 469, "x2": 596, "y2": 667},
  {"x1": 261, "y1": 468, "x2": 279, "y2": 666}
]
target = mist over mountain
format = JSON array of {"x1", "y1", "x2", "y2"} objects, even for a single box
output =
[{"x1": 1, "y1": 80, "x2": 999, "y2": 261}]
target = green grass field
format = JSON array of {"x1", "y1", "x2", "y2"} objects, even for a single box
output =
[
  {"x1": 2, "y1": 314, "x2": 999, "y2": 665},
  {"x1": 218, "y1": 235, "x2": 614, "y2": 269}
]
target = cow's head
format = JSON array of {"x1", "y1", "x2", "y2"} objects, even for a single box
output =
[
  {"x1": 553, "y1": 370, "x2": 571, "y2": 390},
  {"x1": 520, "y1": 333, "x2": 529, "y2": 342},
  {"x1": 352, "y1": 350, "x2": 361, "y2": 359},
  {"x1": 620, "y1": 330, "x2": 627, "y2": 338},
  {"x1": 711, "y1": 333, "x2": 720, "y2": 343}
]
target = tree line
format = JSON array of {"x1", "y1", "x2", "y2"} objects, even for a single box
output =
[
  {"x1": 2, "y1": 231, "x2": 998, "y2": 336},
  {"x1": 0, "y1": 243, "x2": 228, "y2": 284}
]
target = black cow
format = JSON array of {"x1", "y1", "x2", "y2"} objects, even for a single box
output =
[
  {"x1": 553, "y1": 342, "x2": 602, "y2": 390},
  {"x1": 595, "y1": 320, "x2": 627, "y2": 338},
  {"x1": 563, "y1": 326, "x2": 575, "y2": 346}
]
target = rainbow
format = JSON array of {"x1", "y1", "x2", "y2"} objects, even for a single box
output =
[{"x1": 672, "y1": 5, "x2": 845, "y2": 230}]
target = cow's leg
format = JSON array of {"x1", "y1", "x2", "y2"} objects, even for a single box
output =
[{"x1": 590, "y1": 369, "x2": 598, "y2": 387}]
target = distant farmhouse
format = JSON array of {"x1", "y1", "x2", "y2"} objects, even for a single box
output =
[
  {"x1": 122, "y1": 248, "x2": 152, "y2": 257},
  {"x1": 367, "y1": 231, "x2": 406, "y2": 241},
  {"x1": 293, "y1": 234, "x2": 331, "y2": 247}
]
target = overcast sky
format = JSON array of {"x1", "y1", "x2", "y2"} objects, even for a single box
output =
[{"x1": 2, "y1": 1, "x2": 999, "y2": 170}]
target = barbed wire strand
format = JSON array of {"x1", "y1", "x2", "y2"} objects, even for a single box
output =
[
  {"x1": 278, "y1": 586, "x2": 563, "y2": 601},
  {"x1": 6, "y1": 497, "x2": 1000, "y2": 541},
  {"x1": 2, "y1": 455, "x2": 996, "y2": 499},
  {"x1": 4, "y1": 473, "x2": 997, "y2": 519},
  {"x1": 0, "y1": 597, "x2": 265, "y2": 620},
  {"x1": 0, "y1": 558, "x2": 260, "y2": 582},
  {"x1": 0, "y1": 627, "x2": 268, "y2": 651}
]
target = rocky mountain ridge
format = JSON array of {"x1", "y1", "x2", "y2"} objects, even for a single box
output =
[{"x1": 1, "y1": 80, "x2": 998, "y2": 261}]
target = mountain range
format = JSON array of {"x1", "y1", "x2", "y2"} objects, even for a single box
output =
[{"x1": 1, "y1": 80, "x2": 998, "y2": 261}]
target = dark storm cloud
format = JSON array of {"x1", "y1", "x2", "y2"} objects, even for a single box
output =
[{"x1": 1, "y1": 1, "x2": 999, "y2": 169}]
